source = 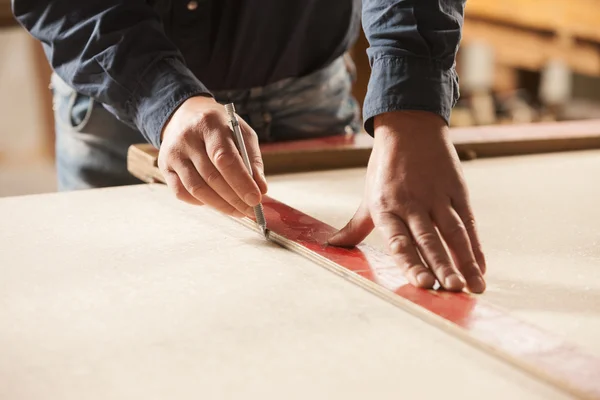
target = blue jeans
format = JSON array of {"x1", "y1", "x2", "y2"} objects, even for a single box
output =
[{"x1": 51, "y1": 56, "x2": 361, "y2": 190}]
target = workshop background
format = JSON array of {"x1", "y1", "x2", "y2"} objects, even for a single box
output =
[{"x1": 1, "y1": 0, "x2": 600, "y2": 197}]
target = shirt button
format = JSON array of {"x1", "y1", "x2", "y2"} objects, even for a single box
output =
[{"x1": 187, "y1": 1, "x2": 198, "y2": 10}]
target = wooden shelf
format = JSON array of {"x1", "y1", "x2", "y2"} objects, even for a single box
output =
[{"x1": 466, "y1": 0, "x2": 600, "y2": 44}]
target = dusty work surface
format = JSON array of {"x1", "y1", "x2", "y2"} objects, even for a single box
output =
[
  {"x1": 267, "y1": 149, "x2": 600, "y2": 358},
  {"x1": 0, "y1": 186, "x2": 568, "y2": 399}
]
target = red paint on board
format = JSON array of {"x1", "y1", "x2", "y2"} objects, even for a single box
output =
[{"x1": 251, "y1": 195, "x2": 600, "y2": 398}]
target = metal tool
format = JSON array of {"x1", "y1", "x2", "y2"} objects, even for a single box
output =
[{"x1": 224, "y1": 103, "x2": 269, "y2": 239}]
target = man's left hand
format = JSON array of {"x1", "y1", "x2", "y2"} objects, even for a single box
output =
[{"x1": 328, "y1": 111, "x2": 487, "y2": 293}]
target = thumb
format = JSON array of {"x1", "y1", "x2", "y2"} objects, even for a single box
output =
[{"x1": 328, "y1": 200, "x2": 374, "y2": 248}]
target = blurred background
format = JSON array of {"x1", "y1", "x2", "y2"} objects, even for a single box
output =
[{"x1": 1, "y1": 0, "x2": 600, "y2": 197}]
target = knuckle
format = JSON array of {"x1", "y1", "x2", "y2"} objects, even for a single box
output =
[
  {"x1": 401, "y1": 199, "x2": 423, "y2": 215},
  {"x1": 188, "y1": 181, "x2": 207, "y2": 198},
  {"x1": 162, "y1": 168, "x2": 177, "y2": 179},
  {"x1": 251, "y1": 154, "x2": 264, "y2": 169},
  {"x1": 374, "y1": 194, "x2": 419, "y2": 216},
  {"x1": 212, "y1": 147, "x2": 235, "y2": 170},
  {"x1": 405, "y1": 263, "x2": 426, "y2": 276},
  {"x1": 204, "y1": 168, "x2": 222, "y2": 185},
  {"x1": 431, "y1": 262, "x2": 453, "y2": 277},
  {"x1": 463, "y1": 261, "x2": 481, "y2": 274},
  {"x1": 463, "y1": 216, "x2": 477, "y2": 232},
  {"x1": 446, "y1": 221, "x2": 467, "y2": 237},
  {"x1": 196, "y1": 109, "x2": 221, "y2": 128},
  {"x1": 475, "y1": 245, "x2": 486, "y2": 257},
  {"x1": 388, "y1": 234, "x2": 412, "y2": 255},
  {"x1": 372, "y1": 194, "x2": 392, "y2": 211},
  {"x1": 414, "y1": 231, "x2": 438, "y2": 249},
  {"x1": 180, "y1": 128, "x2": 196, "y2": 142}
]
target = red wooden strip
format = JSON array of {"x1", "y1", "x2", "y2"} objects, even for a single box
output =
[{"x1": 257, "y1": 195, "x2": 600, "y2": 399}]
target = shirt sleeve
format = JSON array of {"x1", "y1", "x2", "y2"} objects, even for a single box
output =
[
  {"x1": 361, "y1": 0, "x2": 465, "y2": 134},
  {"x1": 12, "y1": 0, "x2": 212, "y2": 148}
]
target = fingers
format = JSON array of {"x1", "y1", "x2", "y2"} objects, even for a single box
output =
[
  {"x1": 240, "y1": 118, "x2": 268, "y2": 195},
  {"x1": 453, "y1": 199, "x2": 487, "y2": 275},
  {"x1": 373, "y1": 211, "x2": 436, "y2": 289},
  {"x1": 189, "y1": 142, "x2": 254, "y2": 217},
  {"x1": 162, "y1": 169, "x2": 205, "y2": 206},
  {"x1": 204, "y1": 126, "x2": 262, "y2": 207},
  {"x1": 159, "y1": 98, "x2": 267, "y2": 215},
  {"x1": 170, "y1": 160, "x2": 245, "y2": 218},
  {"x1": 328, "y1": 200, "x2": 375, "y2": 247},
  {"x1": 406, "y1": 211, "x2": 465, "y2": 292},
  {"x1": 433, "y1": 205, "x2": 485, "y2": 293}
]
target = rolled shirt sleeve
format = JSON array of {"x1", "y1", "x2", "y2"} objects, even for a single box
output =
[
  {"x1": 361, "y1": 0, "x2": 465, "y2": 134},
  {"x1": 12, "y1": 0, "x2": 211, "y2": 148}
]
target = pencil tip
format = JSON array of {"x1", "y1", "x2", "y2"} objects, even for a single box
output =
[{"x1": 261, "y1": 226, "x2": 270, "y2": 240}]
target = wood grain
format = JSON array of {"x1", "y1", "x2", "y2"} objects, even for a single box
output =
[
  {"x1": 127, "y1": 141, "x2": 600, "y2": 399},
  {"x1": 265, "y1": 154, "x2": 600, "y2": 358},
  {"x1": 0, "y1": 185, "x2": 573, "y2": 399},
  {"x1": 238, "y1": 196, "x2": 600, "y2": 400}
]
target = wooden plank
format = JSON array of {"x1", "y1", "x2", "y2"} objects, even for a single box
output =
[
  {"x1": 451, "y1": 119, "x2": 600, "y2": 158},
  {"x1": 128, "y1": 119, "x2": 600, "y2": 177},
  {"x1": 243, "y1": 197, "x2": 600, "y2": 400},
  {"x1": 0, "y1": 185, "x2": 573, "y2": 399},
  {"x1": 125, "y1": 153, "x2": 600, "y2": 399},
  {"x1": 266, "y1": 153, "x2": 600, "y2": 358},
  {"x1": 128, "y1": 133, "x2": 374, "y2": 176}
]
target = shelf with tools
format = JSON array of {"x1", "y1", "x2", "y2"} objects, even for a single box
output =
[{"x1": 456, "y1": 0, "x2": 600, "y2": 127}]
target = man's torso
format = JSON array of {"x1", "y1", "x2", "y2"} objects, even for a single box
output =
[{"x1": 152, "y1": 0, "x2": 360, "y2": 90}]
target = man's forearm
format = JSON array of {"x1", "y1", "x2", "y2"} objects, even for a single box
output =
[
  {"x1": 361, "y1": 0, "x2": 466, "y2": 134},
  {"x1": 12, "y1": 0, "x2": 211, "y2": 148}
]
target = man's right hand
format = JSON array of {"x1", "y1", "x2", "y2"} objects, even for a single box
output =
[{"x1": 158, "y1": 96, "x2": 268, "y2": 217}]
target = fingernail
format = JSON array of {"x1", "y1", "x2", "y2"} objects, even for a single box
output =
[
  {"x1": 444, "y1": 274, "x2": 464, "y2": 291},
  {"x1": 468, "y1": 276, "x2": 486, "y2": 293},
  {"x1": 417, "y1": 272, "x2": 436, "y2": 288},
  {"x1": 245, "y1": 193, "x2": 260, "y2": 207}
]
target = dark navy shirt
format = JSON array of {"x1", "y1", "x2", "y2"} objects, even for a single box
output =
[{"x1": 12, "y1": 0, "x2": 465, "y2": 148}]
